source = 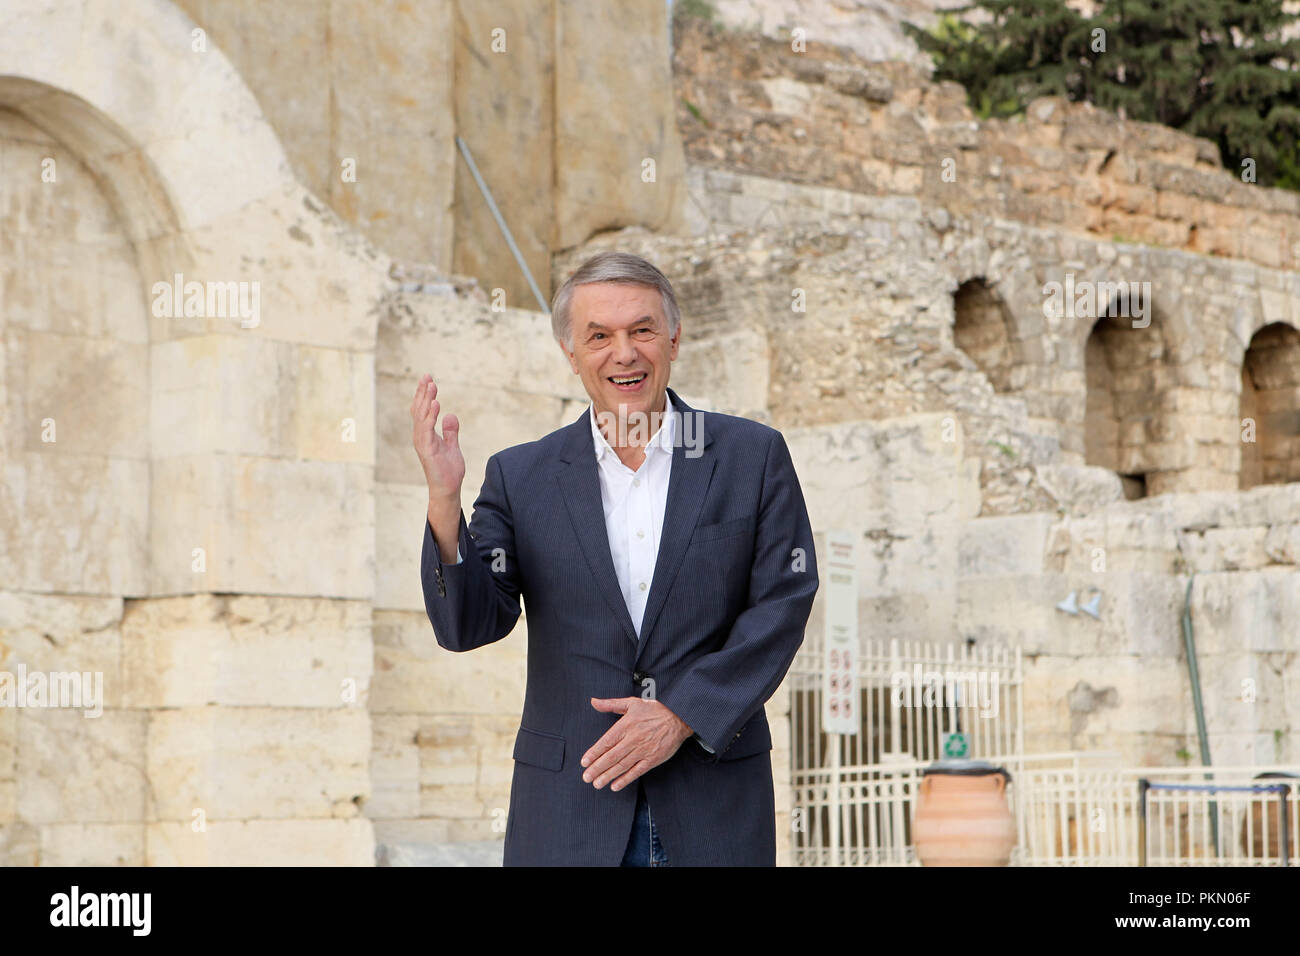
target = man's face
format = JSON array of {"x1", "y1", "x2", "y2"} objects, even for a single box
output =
[{"x1": 561, "y1": 281, "x2": 680, "y2": 425}]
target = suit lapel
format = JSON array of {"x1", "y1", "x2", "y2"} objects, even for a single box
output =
[
  {"x1": 637, "y1": 388, "x2": 716, "y2": 655},
  {"x1": 555, "y1": 387, "x2": 716, "y2": 652},
  {"x1": 556, "y1": 407, "x2": 639, "y2": 645}
]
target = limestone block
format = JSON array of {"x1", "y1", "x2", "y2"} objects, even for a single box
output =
[
  {"x1": 371, "y1": 609, "x2": 527, "y2": 715},
  {"x1": 149, "y1": 455, "x2": 374, "y2": 599},
  {"x1": 13, "y1": 328, "x2": 148, "y2": 459},
  {"x1": 1206, "y1": 733, "x2": 1275, "y2": 767},
  {"x1": 379, "y1": 293, "x2": 578, "y2": 390},
  {"x1": 1022, "y1": 654, "x2": 1189, "y2": 739},
  {"x1": 372, "y1": 817, "x2": 455, "y2": 853},
  {"x1": 146, "y1": 707, "x2": 370, "y2": 821},
  {"x1": 121, "y1": 594, "x2": 372, "y2": 709},
  {"x1": 1193, "y1": 652, "x2": 1285, "y2": 737},
  {"x1": 149, "y1": 187, "x2": 389, "y2": 351},
  {"x1": 18, "y1": 709, "x2": 147, "y2": 824},
  {"x1": 1177, "y1": 526, "x2": 1272, "y2": 572},
  {"x1": 0, "y1": 706, "x2": 12, "y2": 785},
  {"x1": 1035, "y1": 463, "x2": 1123, "y2": 515},
  {"x1": 147, "y1": 818, "x2": 374, "y2": 866},
  {"x1": 760, "y1": 77, "x2": 814, "y2": 116},
  {"x1": 790, "y1": 415, "x2": 965, "y2": 536},
  {"x1": 958, "y1": 513, "x2": 1054, "y2": 577},
  {"x1": 856, "y1": 590, "x2": 959, "y2": 644},
  {"x1": 1190, "y1": 570, "x2": 1300, "y2": 654},
  {"x1": 151, "y1": 334, "x2": 294, "y2": 459},
  {"x1": 452, "y1": 0, "x2": 554, "y2": 310},
  {"x1": 854, "y1": 520, "x2": 958, "y2": 599},
  {"x1": 368, "y1": 714, "x2": 419, "y2": 821},
  {"x1": 295, "y1": 345, "x2": 374, "y2": 463},
  {"x1": 0, "y1": 592, "x2": 122, "y2": 709},
  {"x1": 673, "y1": 329, "x2": 770, "y2": 418},
  {"x1": 328, "y1": 0, "x2": 454, "y2": 262},
  {"x1": 39, "y1": 823, "x2": 144, "y2": 866},
  {"x1": 0, "y1": 821, "x2": 38, "y2": 866},
  {"x1": 1262, "y1": 523, "x2": 1300, "y2": 564},
  {"x1": 957, "y1": 573, "x2": 1066, "y2": 651},
  {"x1": 554, "y1": 0, "x2": 686, "y2": 247}
]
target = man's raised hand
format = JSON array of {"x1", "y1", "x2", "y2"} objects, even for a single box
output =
[{"x1": 411, "y1": 374, "x2": 465, "y2": 503}]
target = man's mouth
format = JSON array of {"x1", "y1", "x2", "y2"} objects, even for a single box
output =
[{"x1": 608, "y1": 373, "x2": 647, "y2": 391}]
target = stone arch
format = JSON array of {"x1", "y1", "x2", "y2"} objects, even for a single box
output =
[
  {"x1": 0, "y1": 0, "x2": 294, "y2": 274},
  {"x1": 1240, "y1": 321, "x2": 1300, "y2": 489},
  {"x1": 1083, "y1": 306, "x2": 1172, "y2": 499},
  {"x1": 953, "y1": 277, "x2": 1019, "y2": 392},
  {"x1": 0, "y1": 0, "x2": 297, "y2": 596}
]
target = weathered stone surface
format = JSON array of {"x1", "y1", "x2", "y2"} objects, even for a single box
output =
[
  {"x1": 17, "y1": 709, "x2": 147, "y2": 824},
  {"x1": 121, "y1": 595, "x2": 372, "y2": 709},
  {"x1": 147, "y1": 819, "x2": 374, "y2": 866},
  {"x1": 39, "y1": 823, "x2": 144, "y2": 865},
  {"x1": 371, "y1": 610, "x2": 526, "y2": 716},
  {"x1": 149, "y1": 456, "x2": 374, "y2": 599},
  {"x1": 146, "y1": 707, "x2": 369, "y2": 821}
]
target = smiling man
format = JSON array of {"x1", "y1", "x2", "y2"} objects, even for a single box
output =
[{"x1": 414, "y1": 251, "x2": 819, "y2": 866}]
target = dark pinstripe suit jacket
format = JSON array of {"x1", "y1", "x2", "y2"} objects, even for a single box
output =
[{"x1": 420, "y1": 386, "x2": 819, "y2": 865}]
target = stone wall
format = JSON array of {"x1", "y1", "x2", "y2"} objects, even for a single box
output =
[
  {"x1": 0, "y1": 0, "x2": 391, "y2": 865},
  {"x1": 555, "y1": 179, "x2": 1300, "y2": 768},
  {"x1": 672, "y1": 17, "x2": 1300, "y2": 272},
  {"x1": 174, "y1": 0, "x2": 686, "y2": 312}
]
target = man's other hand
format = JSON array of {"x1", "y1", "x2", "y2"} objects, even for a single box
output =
[{"x1": 581, "y1": 697, "x2": 694, "y2": 792}]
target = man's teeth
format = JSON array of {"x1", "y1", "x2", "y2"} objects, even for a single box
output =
[{"x1": 610, "y1": 374, "x2": 645, "y2": 385}]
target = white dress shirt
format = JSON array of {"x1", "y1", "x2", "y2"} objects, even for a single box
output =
[{"x1": 589, "y1": 393, "x2": 677, "y2": 638}]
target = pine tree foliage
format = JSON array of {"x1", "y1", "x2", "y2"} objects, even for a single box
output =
[{"x1": 906, "y1": 0, "x2": 1300, "y2": 189}]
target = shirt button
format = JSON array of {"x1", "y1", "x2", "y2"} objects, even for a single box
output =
[
  {"x1": 639, "y1": 582, "x2": 647, "y2": 591},
  {"x1": 637, "y1": 530, "x2": 645, "y2": 538},
  {"x1": 633, "y1": 478, "x2": 640, "y2": 487}
]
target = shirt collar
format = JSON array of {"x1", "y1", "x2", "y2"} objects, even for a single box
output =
[{"x1": 589, "y1": 391, "x2": 677, "y2": 461}]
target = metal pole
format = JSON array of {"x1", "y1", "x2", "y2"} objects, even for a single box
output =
[
  {"x1": 1180, "y1": 574, "x2": 1219, "y2": 855},
  {"x1": 1282, "y1": 786, "x2": 1291, "y2": 867},
  {"x1": 1138, "y1": 779, "x2": 1149, "y2": 867},
  {"x1": 455, "y1": 135, "x2": 551, "y2": 314}
]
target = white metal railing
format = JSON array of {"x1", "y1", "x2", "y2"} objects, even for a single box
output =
[
  {"x1": 790, "y1": 751, "x2": 1300, "y2": 866},
  {"x1": 789, "y1": 636, "x2": 1023, "y2": 865}
]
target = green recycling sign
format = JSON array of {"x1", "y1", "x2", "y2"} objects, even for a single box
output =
[{"x1": 942, "y1": 732, "x2": 969, "y2": 759}]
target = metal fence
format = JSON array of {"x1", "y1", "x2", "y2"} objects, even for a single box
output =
[
  {"x1": 788, "y1": 636, "x2": 1024, "y2": 866},
  {"x1": 786, "y1": 636, "x2": 1299, "y2": 866}
]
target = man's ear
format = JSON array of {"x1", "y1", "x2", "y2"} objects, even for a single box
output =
[{"x1": 558, "y1": 341, "x2": 578, "y2": 373}]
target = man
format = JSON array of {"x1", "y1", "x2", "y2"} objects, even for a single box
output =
[{"x1": 413, "y1": 251, "x2": 818, "y2": 866}]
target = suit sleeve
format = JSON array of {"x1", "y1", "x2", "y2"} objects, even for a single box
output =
[
  {"x1": 420, "y1": 452, "x2": 523, "y2": 651},
  {"x1": 656, "y1": 430, "x2": 819, "y2": 756}
]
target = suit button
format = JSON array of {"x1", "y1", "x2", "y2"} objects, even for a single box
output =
[{"x1": 633, "y1": 671, "x2": 650, "y2": 684}]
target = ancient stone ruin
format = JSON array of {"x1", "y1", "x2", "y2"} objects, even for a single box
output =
[{"x1": 0, "y1": 0, "x2": 1295, "y2": 865}]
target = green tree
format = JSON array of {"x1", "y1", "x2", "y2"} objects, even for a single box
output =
[{"x1": 907, "y1": 0, "x2": 1300, "y2": 189}]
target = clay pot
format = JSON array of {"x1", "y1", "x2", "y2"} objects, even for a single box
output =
[{"x1": 914, "y1": 761, "x2": 1016, "y2": 866}]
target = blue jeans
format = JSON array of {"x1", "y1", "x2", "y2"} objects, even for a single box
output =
[{"x1": 620, "y1": 781, "x2": 669, "y2": 866}]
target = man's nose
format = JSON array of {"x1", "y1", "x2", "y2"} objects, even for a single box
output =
[{"x1": 613, "y1": 333, "x2": 639, "y2": 364}]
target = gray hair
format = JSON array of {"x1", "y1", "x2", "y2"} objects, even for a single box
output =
[{"x1": 550, "y1": 251, "x2": 681, "y2": 351}]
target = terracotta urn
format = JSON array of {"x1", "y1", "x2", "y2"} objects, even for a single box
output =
[
  {"x1": 914, "y1": 760, "x2": 1016, "y2": 866},
  {"x1": 1239, "y1": 772, "x2": 1296, "y2": 861}
]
